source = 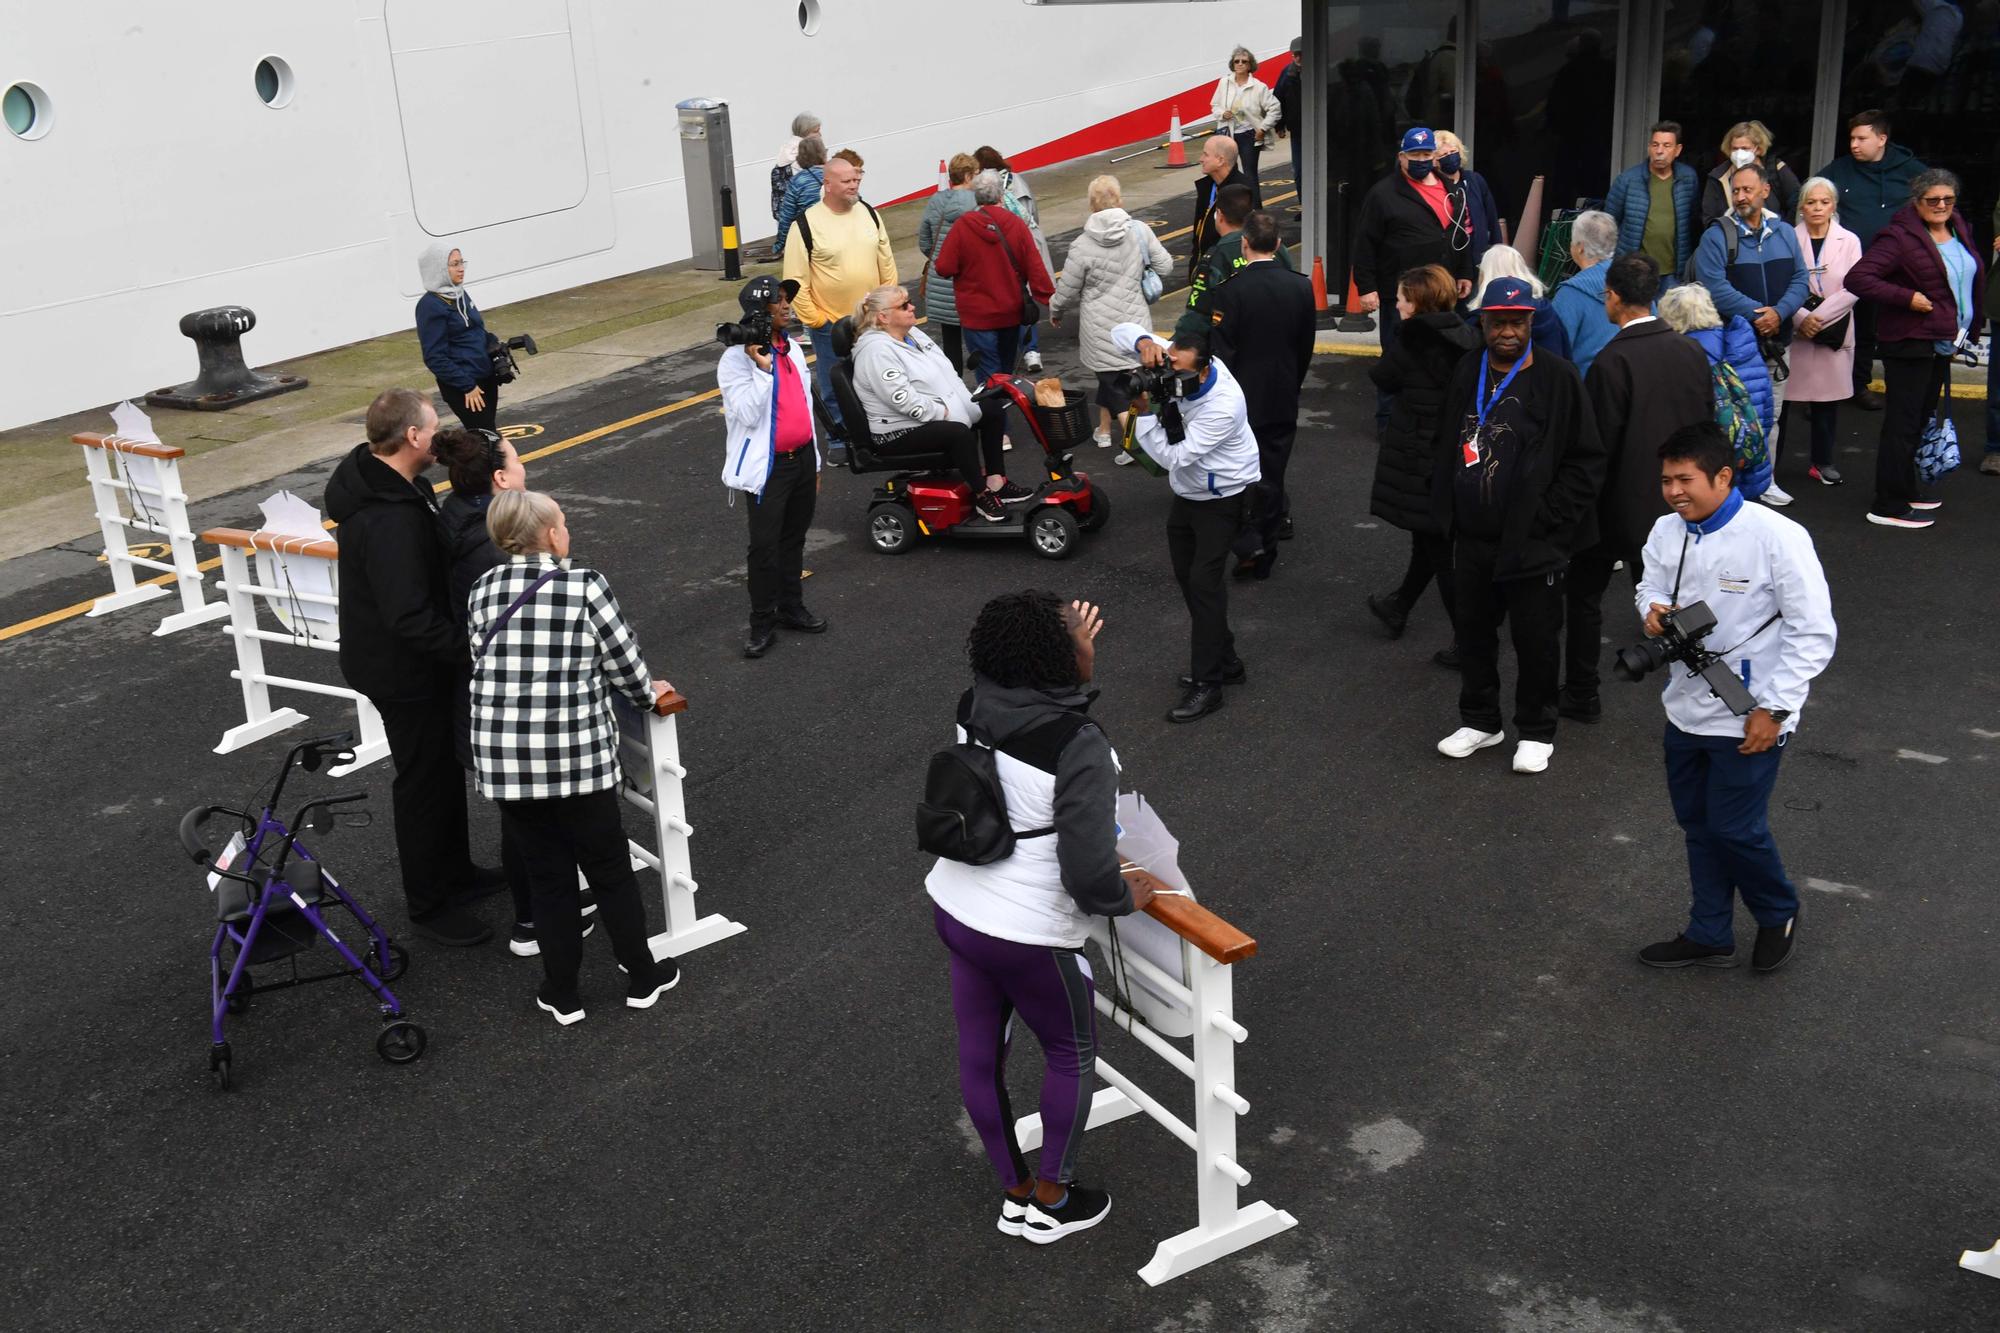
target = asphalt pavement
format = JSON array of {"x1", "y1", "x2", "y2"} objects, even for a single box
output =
[{"x1": 4, "y1": 183, "x2": 2000, "y2": 1332}]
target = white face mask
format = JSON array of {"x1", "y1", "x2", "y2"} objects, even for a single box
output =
[{"x1": 1730, "y1": 148, "x2": 1756, "y2": 170}]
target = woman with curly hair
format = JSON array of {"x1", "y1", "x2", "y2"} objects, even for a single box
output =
[{"x1": 926, "y1": 591, "x2": 1153, "y2": 1246}]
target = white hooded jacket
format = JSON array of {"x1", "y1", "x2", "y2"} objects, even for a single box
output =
[
  {"x1": 1111, "y1": 323, "x2": 1262, "y2": 501},
  {"x1": 717, "y1": 335, "x2": 822, "y2": 497}
]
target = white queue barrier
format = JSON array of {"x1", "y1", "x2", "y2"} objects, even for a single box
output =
[
  {"x1": 198, "y1": 527, "x2": 387, "y2": 777},
  {"x1": 610, "y1": 688, "x2": 748, "y2": 961},
  {"x1": 1960, "y1": 1238, "x2": 2000, "y2": 1279},
  {"x1": 1012, "y1": 876, "x2": 1297, "y2": 1285},
  {"x1": 72, "y1": 432, "x2": 229, "y2": 636}
]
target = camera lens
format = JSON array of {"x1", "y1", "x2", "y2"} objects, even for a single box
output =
[{"x1": 1612, "y1": 639, "x2": 1671, "y2": 683}]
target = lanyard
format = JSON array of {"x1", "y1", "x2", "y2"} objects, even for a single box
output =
[{"x1": 1474, "y1": 351, "x2": 1527, "y2": 433}]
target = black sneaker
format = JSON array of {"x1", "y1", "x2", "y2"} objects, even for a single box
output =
[
  {"x1": 411, "y1": 906, "x2": 492, "y2": 948},
  {"x1": 1638, "y1": 934, "x2": 1738, "y2": 969},
  {"x1": 1557, "y1": 692, "x2": 1602, "y2": 723},
  {"x1": 973, "y1": 491, "x2": 1007, "y2": 523},
  {"x1": 1366, "y1": 592, "x2": 1410, "y2": 638},
  {"x1": 994, "y1": 481, "x2": 1035, "y2": 504},
  {"x1": 1021, "y1": 1185, "x2": 1112, "y2": 1244},
  {"x1": 626, "y1": 958, "x2": 682, "y2": 1009},
  {"x1": 1432, "y1": 645, "x2": 1461, "y2": 671},
  {"x1": 536, "y1": 983, "x2": 585, "y2": 1026},
  {"x1": 1752, "y1": 917, "x2": 1798, "y2": 972},
  {"x1": 508, "y1": 916, "x2": 595, "y2": 958},
  {"x1": 1278, "y1": 516, "x2": 1295, "y2": 540},
  {"x1": 997, "y1": 1193, "x2": 1032, "y2": 1237},
  {"x1": 777, "y1": 606, "x2": 829, "y2": 633},
  {"x1": 1167, "y1": 682, "x2": 1225, "y2": 723}
]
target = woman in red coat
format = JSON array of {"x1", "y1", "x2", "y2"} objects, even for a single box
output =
[
  {"x1": 934, "y1": 170, "x2": 1055, "y2": 387},
  {"x1": 1846, "y1": 168, "x2": 1984, "y2": 529}
]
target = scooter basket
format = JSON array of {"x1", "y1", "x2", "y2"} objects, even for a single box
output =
[{"x1": 1030, "y1": 392, "x2": 1093, "y2": 449}]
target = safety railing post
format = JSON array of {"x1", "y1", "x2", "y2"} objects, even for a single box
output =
[
  {"x1": 74, "y1": 432, "x2": 229, "y2": 635},
  {"x1": 210, "y1": 542, "x2": 307, "y2": 754},
  {"x1": 638, "y1": 690, "x2": 746, "y2": 962}
]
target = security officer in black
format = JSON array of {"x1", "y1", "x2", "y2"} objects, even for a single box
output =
[{"x1": 1209, "y1": 211, "x2": 1317, "y2": 576}]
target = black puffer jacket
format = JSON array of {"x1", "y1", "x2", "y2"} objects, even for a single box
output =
[
  {"x1": 322, "y1": 444, "x2": 464, "y2": 703},
  {"x1": 1369, "y1": 312, "x2": 1481, "y2": 534},
  {"x1": 440, "y1": 491, "x2": 504, "y2": 766}
]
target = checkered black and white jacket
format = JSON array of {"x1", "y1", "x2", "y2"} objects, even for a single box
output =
[{"x1": 468, "y1": 555, "x2": 655, "y2": 802}]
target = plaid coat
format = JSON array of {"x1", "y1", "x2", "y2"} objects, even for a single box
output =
[{"x1": 468, "y1": 555, "x2": 654, "y2": 801}]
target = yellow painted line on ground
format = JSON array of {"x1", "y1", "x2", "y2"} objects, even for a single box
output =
[{"x1": 0, "y1": 389, "x2": 726, "y2": 644}]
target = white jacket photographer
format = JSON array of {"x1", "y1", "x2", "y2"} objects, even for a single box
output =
[
  {"x1": 1635, "y1": 444, "x2": 1835, "y2": 741},
  {"x1": 717, "y1": 284, "x2": 822, "y2": 498},
  {"x1": 1110, "y1": 322, "x2": 1261, "y2": 501}
]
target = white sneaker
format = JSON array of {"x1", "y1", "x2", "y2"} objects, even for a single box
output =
[
  {"x1": 1022, "y1": 351, "x2": 1044, "y2": 372},
  {"x1": 1437, "y1": 727, "x2": 1506, "y2": 759},
  {"x1": 1759, "y1": 482, "x2": 1794, "y2": 507},
  {"x1": 1002, "y1": 434, "x2": 1013, "y2": 452},
  {"x1": 1113, "y1": 451, "x2": 1133, "y2": 466},
  {"x1": 1092, "y1": 430, "x2": 1113, "y2": 449},
  {"x1": 1512, "y1": 740, "x2": 1553, "y2": 774}
]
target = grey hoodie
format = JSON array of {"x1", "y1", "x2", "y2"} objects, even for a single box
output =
[
  {"x1": 417, "y1": 242, "x2": 470, "y2": 321},
  {"x1": 850, "y1": 327, "x2": 980, "y2": 437}
]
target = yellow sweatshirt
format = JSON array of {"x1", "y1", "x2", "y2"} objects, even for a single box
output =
[{"x1": 782, "y1": 200, "x2": 898, "y2": 328}]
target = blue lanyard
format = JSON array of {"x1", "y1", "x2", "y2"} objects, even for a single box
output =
[{"x1": 1475, "y1": 351, "x2": 1527, "y2": 432}]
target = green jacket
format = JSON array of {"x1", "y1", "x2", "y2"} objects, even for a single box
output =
[{"x1": 1174, "y1": 233, "x2": 1295, "y2": 340}]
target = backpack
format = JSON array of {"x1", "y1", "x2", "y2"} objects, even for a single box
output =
[
  {"x1": 769, "y1": 162, "x2": 795, "y2": 218},
  {"x1": 916, "y1": 712, "x2": 1093, "y2": 865},
  {"x1": 791, "y1": 199, "x2": 881, "y2": 255},
  {"x1": 1681, "y1": 215, "x2": 1740, "y2": 286},
  {"x1": 1709, "y1": 359, "x2": 1768, "y2": 479}
]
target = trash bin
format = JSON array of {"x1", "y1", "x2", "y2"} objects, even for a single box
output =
[{"x1": 677, "y1": 97, "x2": 735, "y2": 271}]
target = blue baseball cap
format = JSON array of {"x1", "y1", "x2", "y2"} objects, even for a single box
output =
[
  {"x1": 1400, "y1": 127, "x2": 1436, "y2": 153},
  {"x1": 1477, "y1": 276, "x2": 1542, "y2": 313}
]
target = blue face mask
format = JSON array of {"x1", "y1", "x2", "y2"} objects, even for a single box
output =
[
  {"x1": 1437, "y1": 152, "x2": 1462, "y2": 176},
  {"x1": 1406, "y1": 158, "x2": 1434, "y2": 180}
]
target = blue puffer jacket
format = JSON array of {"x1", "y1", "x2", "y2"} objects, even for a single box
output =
[
  {"x1": 1549, "y1": 259, "x2": 1615, "y2": 376},
  {"x1": 1687, "y1": 316, "x2": 1774, "y2": 498},
  {"x1": 774, "y1": 166, "x2": 824, "y2": 259},
  {"x1": 1604, "y1": 161, "x2": 1699, "y2": 280}
]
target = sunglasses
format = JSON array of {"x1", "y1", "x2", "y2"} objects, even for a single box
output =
[
  {"x1": 1921, "y1": 195, "x2": 1957, "y2": 207},
  {"x1": 899, "y1": 300, "x2": 915, "y2": 311}
]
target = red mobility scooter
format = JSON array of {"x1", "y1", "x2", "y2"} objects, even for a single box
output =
[{"x1": 825, "y1": 319, "x2": 1109, "y2": 559}]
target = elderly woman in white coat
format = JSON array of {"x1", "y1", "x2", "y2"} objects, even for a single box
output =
[
  {"x1": 1211, "y1": 45, "x2": 1279, "y2": 207},
  {"x1": 1784, "y1": 176, "x2": 1862, "y2": 487},
  {"x1": 1048, "y1": 175, "x2": 1174, "y2": 449}
]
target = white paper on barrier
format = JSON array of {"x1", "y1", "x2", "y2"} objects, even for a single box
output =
[
  {"x1": 255, "y1": 490, "x2": 339, "y2": 639},
  {"x1": 107, "y1": 401, "x2": 165, "y2": 522},
  {"x1": 1087, "y1": 791, "x2": 1198, "y2": 1039}
]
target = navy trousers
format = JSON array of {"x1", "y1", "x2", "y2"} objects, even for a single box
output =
[{"x1": 1664, "y1": 723, "x2": 1798, "y2": 948}]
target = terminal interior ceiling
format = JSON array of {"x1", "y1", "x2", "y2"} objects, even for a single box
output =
[{"x1": 1297, "y1": 0, "x2": 2000, "y2": 287}]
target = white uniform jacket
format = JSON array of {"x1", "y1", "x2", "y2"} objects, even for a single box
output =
[
  {"x1": 1634, "y1": 492, "x2": 1836, "y2": 739},
  {"x1": 1111, "y1": 322, "x2": 1262, "y2": 502},
  {"x1": 718, "y1": 336, "x2": 822, "y2": 498}
]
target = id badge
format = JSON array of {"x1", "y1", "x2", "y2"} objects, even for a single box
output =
[{"x1": 1461, "y1": 431, "x2": 1481, "y2": 467}]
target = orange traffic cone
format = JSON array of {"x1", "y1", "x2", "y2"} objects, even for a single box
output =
[
  {"x1": 1338, "y1": 267, "x2": 1374, "y2": 331},
  {"x1": 1162, "y1": 109, "x2": 1187, "y2": 168},
  {"x1": 936, "y1": 158, "x2": 948, "y2": 192},
  {"x1": 1310, "y1": 256, "x2": 1329, "y2": 311}
]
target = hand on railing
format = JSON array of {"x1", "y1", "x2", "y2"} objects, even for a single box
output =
[{"x1": 651, "y1": 681, "x2": 688, "y2": 716}]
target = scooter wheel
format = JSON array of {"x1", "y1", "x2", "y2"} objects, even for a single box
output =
[
  {"x1": 1026, "y1": 507, "x2": 1080, "y2": 560},
  {"x1": 867, "y1": 503, "x2": 915, "y2": 555},
  {"x1": 1078, "y1": 487, "x2": 1110, "y2": 533},
  {"x1": 377, "y1": 1020, "x2": 428, "y2": 1065}
]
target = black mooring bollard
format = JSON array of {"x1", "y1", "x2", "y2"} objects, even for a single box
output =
[
  {"x1": 146, "y1": 306, "x2": 308, "y2": 412},
  {"x1": 720, "y1": 187, "x2": 743, "y2": 282}
]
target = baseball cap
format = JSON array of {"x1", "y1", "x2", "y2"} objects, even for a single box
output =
[
  {"x1": 1477, "y1": 276, "x2": 1542, "y2": 312},
  {"x1": 738, "y1": 275, "x2": 799, "y2": 312},
  {"x1": 1400, "y1": 126, "x2": 1436, "y2": 154}
]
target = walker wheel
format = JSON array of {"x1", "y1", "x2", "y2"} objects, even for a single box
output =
[
  {"x1": 366, "y1": 940, "x2": 409, "y2": 983},
  {"x1": 210, "y1": 1041, "x2": 233, "y2": 1091},
  {"x1": 376, "y1": 1020, "x2": 427, "y2": 1065},
  {"x1": 224, "y1": 985, "x2": 250, "y2": 1016}
]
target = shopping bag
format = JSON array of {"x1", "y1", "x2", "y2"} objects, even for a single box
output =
[
  {"x1": 1086, "y1": 792, "x2": 1196, "y2": 1037},
  {"x1": 1916, "y1": 410, "x2": 1961, "y2": 484}
]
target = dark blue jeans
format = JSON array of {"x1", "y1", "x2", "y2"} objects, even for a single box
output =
[
  {"x1": 806, "y1": 324, "x2": 843, "y2": 433},
  {"x1": 1986, "y1": 319, "x2": 2000, "y2": 453},
  {"x1": 1664, "y1": 723, "x2": 1798, "y2": 949},
  {"x1": 963, "y1": 325, "x2": 1021, "y2": 386}
]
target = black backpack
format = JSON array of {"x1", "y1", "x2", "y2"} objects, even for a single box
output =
[
  {"x1": 792, "y1": 200, "x2": 881, "y2": 256},
  {"x1": 916, "y1": 710, "x2": 1093, "y2": 865}
]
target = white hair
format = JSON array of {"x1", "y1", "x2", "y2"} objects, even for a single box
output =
[
  {"x1": 1469, "y1": 245, "x2": 1544, "y2": 305},
  {"x1": 1569, "y1": 211, "x2": 1617, "y2": 265},
  {"x1": 1658, "y1": 282, "x2": 1722, "y2": 334},
  {"x1": 972, "y1": 170, "x2": 1006, "y2": 206},
  {"x1": 1799, "y1": 175, "x2": 1840, "y2": 215}
]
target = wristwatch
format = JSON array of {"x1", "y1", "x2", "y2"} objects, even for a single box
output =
[{"x1": 1758, "y1": 707, "x2": 1791, "y2": 724}]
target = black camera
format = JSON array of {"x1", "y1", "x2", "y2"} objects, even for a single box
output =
[
  {"x1": 486, "y1": 332, "x2": 538, "y2": 385},
  {"x1": 1613, "y1": 600, "x2": 1757, "y2": 715},
  {"x1": 1119, "y1": 362, "x2": 1194, "y2": 405},
  {"x1": 715, "y1": 311, "x2": 775, "y2": 350}
]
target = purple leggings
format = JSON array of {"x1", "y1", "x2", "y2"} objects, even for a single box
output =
[{"x1": 933, "y1": 904, "x2": 1098, "y2": 1188}]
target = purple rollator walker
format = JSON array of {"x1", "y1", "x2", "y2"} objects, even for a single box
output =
[{"x1": 178, "y1": 731, "x2": 427, "y2": 1089}]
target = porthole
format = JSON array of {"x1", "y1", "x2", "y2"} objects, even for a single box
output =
[
  {"x1": 797, "y1": 0, "x2": 822, "y2": 36},
  {"x1": 254, "y1": 56, "x2": 295, "y2": 108},
  {"x1": 3, "y1": 82, "x2": 51, "y2": 140}
]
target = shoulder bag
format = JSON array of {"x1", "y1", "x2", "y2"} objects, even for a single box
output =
[
  {"x1": 475, "y1": 566, "x2": 562, "y2": 661},
  {"x1": 985, "y1": 217, "x2": 1042, "y2": 326}
]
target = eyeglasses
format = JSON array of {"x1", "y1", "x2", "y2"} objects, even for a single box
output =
[
  {"x1": 1233, "y1": 58, "x2": 1252, "y2": 66},
  {"x1": 898, "y1": 300, "x2": 915, "y2": 311},
  {"x1": 1921, "y1": 195, "x2": 1957, "y2": 207}
]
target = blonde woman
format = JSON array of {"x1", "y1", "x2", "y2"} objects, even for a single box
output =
[
  {"x1": 1785, "y1": 177, "x2": 1862, "y2": 485},
  {"x1": 1047, "y1": 175, "x2": 1173, "y2": 447},
  {"x1": 469, "y1": 489, "x2": 681, "y2": 1026},
  {"x1": 1699, "y1": 120, "x2": 1802, "y2": 230},
  {"x1": 1466, "y1": 245, "x2": 1569, "y2": 357},
  {"x1": 1210, "y1": 45, "x2": 1279, "y2": 206},
  {"x1": 1432, "y1": 130, "x2": 1499, "y2": 264},
  {"x1": 847, "y1": 285, "x2": 1025, "y2": 521}
]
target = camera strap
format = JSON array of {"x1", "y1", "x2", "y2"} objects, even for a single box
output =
[{"x1": 1670, "y1": 531, "x2": 1781, "y2": 658}]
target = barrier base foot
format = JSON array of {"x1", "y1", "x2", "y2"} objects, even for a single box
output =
[
  {"x1": 1138, "y1": 1200, "x2": 1298, "y2": 1286},
  {"x1": 215, "y1": 709, "x2": 310, "y2": 754},
  {"x1": 153, "y1": 601, "x2": 231, "y2": 637},
  {"x1": 88, "y1": 584, "x2": 170, "y2": 617},
  {"x1": 326, "y1": 738, "x2": 391, "y2": 777},
  {"x1": 648, "y1": 915, "x2": 748, "y2": 961},
  {"x1": 1960, "y1": 1240, "x2": 2000, "y2": 1278},
  {"x1": 1014, "y1": 1086, "x2": 1142, "y2": 1154}
]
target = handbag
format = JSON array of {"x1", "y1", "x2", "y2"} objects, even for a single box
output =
[
  {"x1": 1129, "y1": 219, "x2": 1163, "y2": 303},
  {"x1": 1916, "y1": 368, "x2": 1962, "y2": 483},
  {"x1": 1800, "y1": 292, "x2": 1852, "y2": 350},
  {"x1": 985, "y1": 218, "x2": 1041, "y2": 326}
]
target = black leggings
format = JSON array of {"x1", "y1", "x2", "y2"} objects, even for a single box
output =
[
  {"x1": 1394, "y1": 532, "x2": 1456, "y2": 624},
  {"x1": 440, "y1": 376, "x2": 499, "y2": 433},
  {"x1": 872, "y1": 420, "x2": 996, "y2": 491}
]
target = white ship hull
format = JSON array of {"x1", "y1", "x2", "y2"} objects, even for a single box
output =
[{"x1": 0, "y1": 0, "x2": 1295, "y2": 429}]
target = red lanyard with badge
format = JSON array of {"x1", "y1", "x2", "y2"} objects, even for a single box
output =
[{"x1": 1462, "y1": 350, "x2": 1526, "y2": 466}]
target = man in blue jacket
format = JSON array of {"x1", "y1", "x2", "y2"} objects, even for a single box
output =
[
  {"x1": 1603, "y1": 122, "x2": 1699, "y2": 290},
  {"x1": 1548, "y1": 210, "x2": 1618, "y2": 377},
  {"x1": 1817, "y1": 110, "x2": 1924, "y2": 409},
  {"x1": 1691, "y1": 162, "x2": 1808, "y2": 506}
]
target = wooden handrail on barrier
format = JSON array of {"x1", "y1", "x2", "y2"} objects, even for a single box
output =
[
  {"x1": 653, "y1": 689, "x2": 689, "y2": 717},
  {"x1": 71, "y1": 431, "x2": 187, "y2": 461},
  {"x1": 1127, "y1": 869, "x2": 1257, "y2": 965},
  {"x1": 200, "y1": 527, "x2": 340, "y2": 562}
]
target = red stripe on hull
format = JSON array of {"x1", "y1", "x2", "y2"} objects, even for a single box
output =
[{"x1": 878, "y1": 55, "x2": 1291, "y2": 207}]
